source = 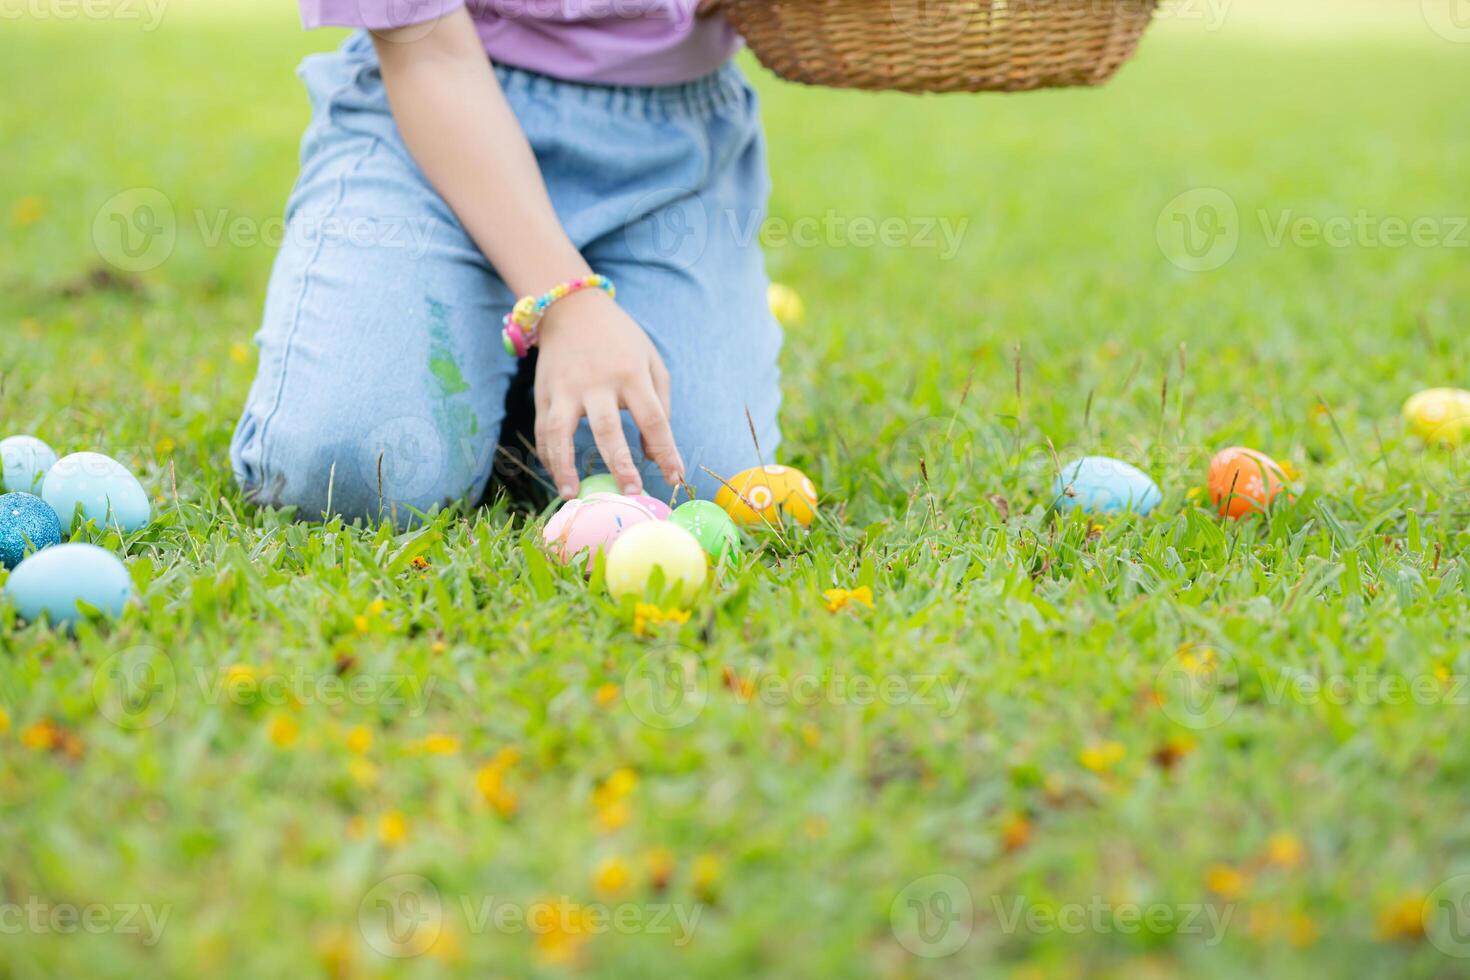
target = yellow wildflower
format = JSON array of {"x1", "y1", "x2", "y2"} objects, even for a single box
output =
[
  {"x1": 268, "y1": 714, "x2": 299, "y2": 748},
  {"x1": 410, "y1": 555, "x2": 431, "y2": 571},
  {"x1": 691, "y1": 854, "x2": 723, "y2": 903},
  {"x1": 344, "y1": 725, "x2": 373, "y2": 754},
  {"x1": 477, "y1": 753, "x2": 520, "y2": 817},
  {"x1": 531, "y1": 898, "x2": 593, "y2": 966},
  {"x1": 12, "y1": 196, "x2": 45, "y2": 226},
  {"x1": 430, "y1": 640, "x2": 448, "y2": 655},
  {"x1": 352, "y1": 615, "x2": 370, "y2": 634},
  {"x1": 1264, "y1": 833, "x2": 1305, "y2": 870},
  {"x1": 800, "y1": 723, "x2": 820, "y2": 748},
  {"x1": 223, "y1": 664, "x2": 259, "y2": 701},
  {"x1": 21, "y1": 720, "x2": 57, "y2": 750},
  {"x1": 645, "y1": 847, "x2": 676, "y2": 890},
  {"x1": 1376, "y1": 894, "x2": 1426, "y2": 941},
  {"x1": 822, "y1": 586, "x2": 874, "y2": 613},
  {"x1": 593, "y1": 856, "x2": 632, "y2": 898},
  {"x1": 0, "y1": 707, "x2": 10, "y2": 736},
  {"x1": 633, "y1": 602, "x2": 691, "y2": 637},
  {"x1": 594, "y1": 683, "x2": 621, "y2": 706},
  {"x1": 415, "y1": 733, "x2": 461, "y2": 755},
  {"x1": 315, "y1": 926, "x2": 356, "y2": 979},
  {"x1": 1079, "y1": 740, "x2": 1125, "y2": 773},
  {"x1": 378, "y1": 811, "x2": 409, "y2": 846},
  {"x1": 428, "y1": 926, "x2": 464, "y2": 964},
  {"x1": 154, "y1": 436, "x2": 176, "y2": 456},
  {"x1": 1206, "y1": 864, "x2": 1249, "y2": 900},
  {"x1": 1000, "y1": 811, "x2": 1032, "y2": 852},
  {"x1": 597, "y1": 800, "x2": 631, "y2": 833},
  {"x1": 348, "y1": 758, "x2": 379, "y2": 788},
  {"x1": 229, "y1": 341, "x2": 251, "y2": 364},
  {"x1": 1287, "y1": 911, "x2": 1320, "y2": 947}
]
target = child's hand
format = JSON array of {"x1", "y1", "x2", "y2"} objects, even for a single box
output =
[{"x1": 533, "y1": 289, "x2": 684, "y2": 499}]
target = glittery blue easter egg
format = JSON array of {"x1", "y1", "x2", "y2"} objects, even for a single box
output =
[
  {"x1": 3, "y1": 542, "x2": 133, "y2": 627},
  {"x1": 1053, "y1": 456, "x2": 1163, "y2": 515},
  {"x1": 0, "y1": 434, "x2": 58, "y2": 493},
  {"x1": 0, "y1": 492, "x2": 63, "y2": 569},
  {"x1": 41, "y1": 452, "x2": 151, "y2": 532}
]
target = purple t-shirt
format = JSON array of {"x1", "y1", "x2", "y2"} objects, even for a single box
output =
[{"x1": 301, "y1": 0, "x2": 739, "y2": 85}]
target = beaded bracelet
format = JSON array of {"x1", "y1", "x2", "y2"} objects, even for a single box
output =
[{"x1": 501, "y1": 274, "x2": 616, "y2": 358}]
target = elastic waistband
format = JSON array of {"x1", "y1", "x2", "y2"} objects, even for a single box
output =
[{"x1": 342, "y1": 30, "x2": 748, "y2": 120}]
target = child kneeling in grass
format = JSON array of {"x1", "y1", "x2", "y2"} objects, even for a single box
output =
[{"x1": 231, "y1": 1, "x2": 782, "y2": 521}]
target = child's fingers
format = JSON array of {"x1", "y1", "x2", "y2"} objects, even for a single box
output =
[
  {"x1": 627, "y1": 384, "x2": 684, "y2": 487},
  {"x1": 651, "y1": 361, "x2": 673, "y2": 418},
  {"x1": 584, "y1": 391, "x2": 643, "y2": 494},
  {"x1": 535, "y1": 400, "x2": 581, "y2": 498}
]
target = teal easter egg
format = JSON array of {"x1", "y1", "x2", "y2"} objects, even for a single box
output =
[
  {"x1": 669, "y1": 500, "x2": 742, "y2": 561},
  {"x1": 1054, "y1": 456, "x2": 1162, "y2": 515},
  {"x1": 4, "y1": 542, "x2": 133, "y2": 626},
  {"x1": 0, "y1": 435, "x2": 58, "y2": 493},
  {"x1": 0, "y1": 492, "x2": 63, "y2": 569},
  {"x1": 578, "y1": 474, "x2": 621, "y2": 498},
  {"x1": 41, "y1": 452, "x2": 151, "y2": 532}
]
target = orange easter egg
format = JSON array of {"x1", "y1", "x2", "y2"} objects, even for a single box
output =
[
  {"x1": 1207, "y1": 447, "x2": 1288, "y2": 519},
  {"x1": 714, "y1": 464, "x2": 818, "y2": 528}
]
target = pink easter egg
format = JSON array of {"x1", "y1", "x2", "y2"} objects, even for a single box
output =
[
  {"x1": 629, "y1": 494, "x2": 672, "y2": 520},
  {"x1": 542, "y1": 492, "x2": 660, "y2": 564}
]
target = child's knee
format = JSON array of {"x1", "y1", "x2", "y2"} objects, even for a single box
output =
[{"x1": 231, "y1": 405, "x2": 484, "y2": 524}]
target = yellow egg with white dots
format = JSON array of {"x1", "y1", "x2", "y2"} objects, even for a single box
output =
[
  {"x1": 1403, "y1": 388, "x2": 1470, "y2": 446},
  {"x1": 714, "y1": 464, "x2": 819, "y2": 529}
]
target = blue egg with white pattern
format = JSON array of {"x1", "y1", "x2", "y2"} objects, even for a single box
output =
[
  {"x1": 3, "y1": 542, "x2": 133, "y2": 627},
  {"x1": 1053, "y1": 456, "x2": 1162, "y2": 515},
  {"x1": 41, "y1": 452, "x2": 151, "y2": 533},
  {"x1": 0, "y1": 492, "x2": 63, "y2": 569},
  {"x1": 0, "y1": 434, "x2": 58, "y2": 493}
]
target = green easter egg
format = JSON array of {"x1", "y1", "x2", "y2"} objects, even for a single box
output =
[
  {"x1": 670, "y1": 500, "x2": 742, "y2": 561},
  {"x1": 578, "y1": 474, "x2": 621, "y2": 498}
]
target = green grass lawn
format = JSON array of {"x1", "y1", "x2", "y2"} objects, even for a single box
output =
[{"x1": 4, "y1": 1, "x2": 1470, "y2": 976}]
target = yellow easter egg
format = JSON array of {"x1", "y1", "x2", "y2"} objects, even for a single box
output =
[
  {"x1": 767, "y1": 283, "x2": 805, "y2": 327},
  {"x1": 604, "y1": 521, "x2": 707, "y2": 605},
  {"x1": 714, "y1": 464, "x2": 819, "y2": 528},
  {"x1": 1403, "y1": 388, "x2": 1470, "y2": 446}
]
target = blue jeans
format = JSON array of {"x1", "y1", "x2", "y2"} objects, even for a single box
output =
[{"x1": 231, "y1": 32, "x2": 782, "y2": 522}]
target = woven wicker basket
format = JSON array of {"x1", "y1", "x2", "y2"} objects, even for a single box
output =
[{"x1": 704, "y1": 0, "x2": 1157, "y2": 94}]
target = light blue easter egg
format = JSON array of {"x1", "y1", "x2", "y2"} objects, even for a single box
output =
[
  {"x1": 0, "y1": 435, "x2": 58, "y2": 493},
  {"x1": 1053, "y1": 456, "x2": 1163, "y2": 515},
  {"x1": 3, "y1": 542, "x2": 133, "y2": 626},
  {"x1": 41, "y1": 452, "x2": 151, "y2": 532}
]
